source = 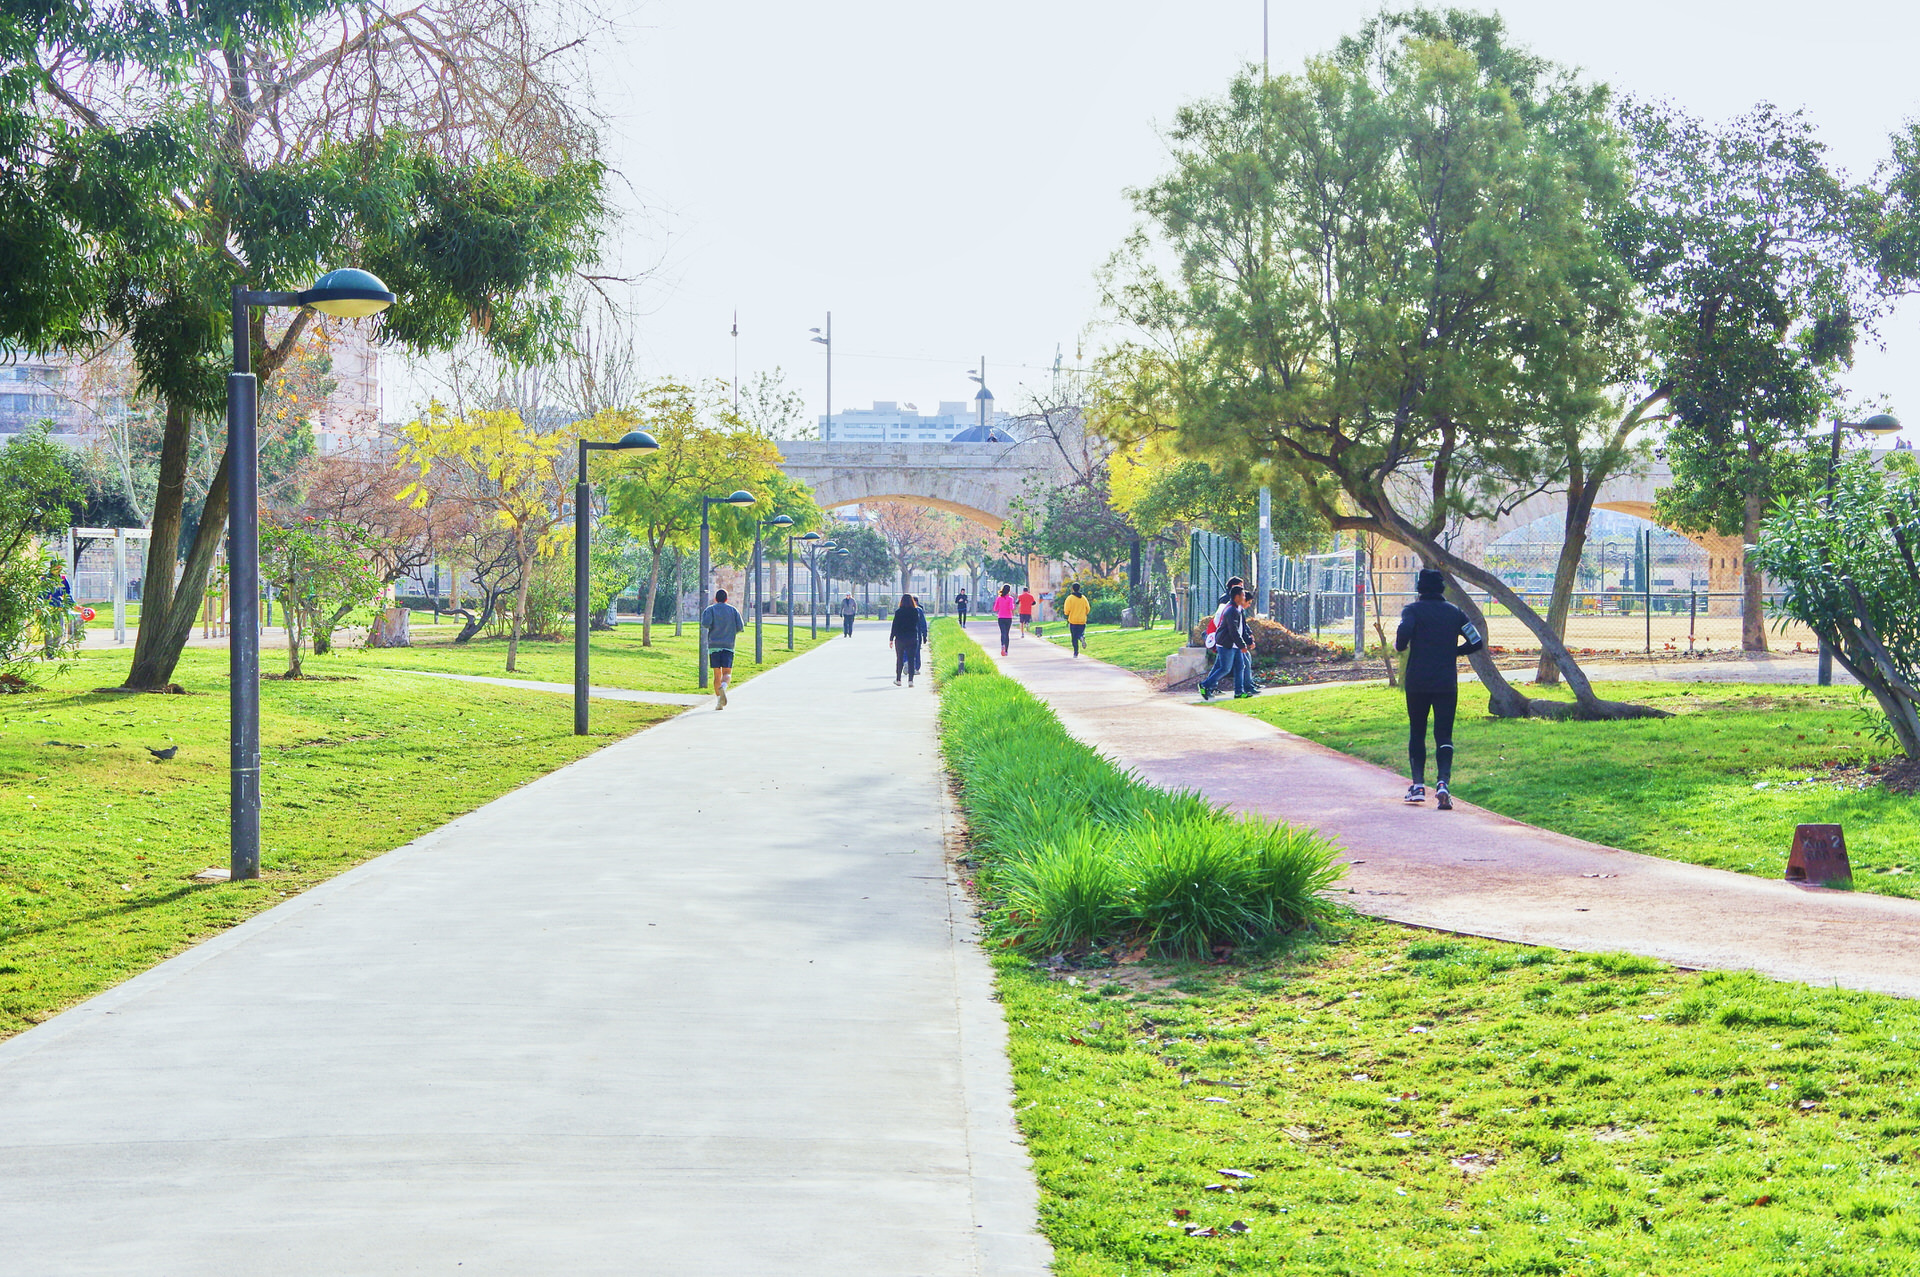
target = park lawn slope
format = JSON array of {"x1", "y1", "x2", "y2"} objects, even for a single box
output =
[
  {"x1": 1231, "y1": 680, "x2": 1920, "y2": 897},
  {"x1": 1040, "y1": 623, "x2": 1187, "y2": 674},
  {"x1": 928, "y1": 623, "x2": 1920, "y2": 1274},
  {"x1": 1000, "y1": 921, "x2": 1920, "y2": 1277},
  {"x1": 0, "y1": 648, "x2": 677, "y2": 1040},
  {"x1": 323, "y1": 619, "x2": 833, "y2": 693}
]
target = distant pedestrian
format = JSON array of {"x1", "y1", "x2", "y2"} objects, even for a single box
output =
[
  {"x1": 701, "y1": 587, "x2": 745, "y2": 710},
  {"x1": 890, "y1": 593, "x2": 928, "y2": 686},
  {"x1": 839, "y1": 592, "x2": 856, "y2": 638},
  {"x1": 1394, "y1": 568, "x2": 1485, "y2": 810},
  {"x1": 1199, "y1": 586, "x2": 1251, "y2": 701},
  {"x1": 1017, "y1": 587, "x2": 1036, "y2": 636},
  {"x1": 955, "y1": 588, "x2": 969, "y2": 627},
  {"x1": 1061, "y1": 582, "x2": 1091, "y2": 656},
  {"x1": 1215, "y1": 576, "x2": 1256, "y2": 695},
  {"x1": 993, "y1": 584, "x2": 1015, "y2": 655}
]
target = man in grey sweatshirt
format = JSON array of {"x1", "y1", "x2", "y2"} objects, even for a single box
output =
[{"x1": 700, "y1": 588, "x2": 746, "y2": 709}]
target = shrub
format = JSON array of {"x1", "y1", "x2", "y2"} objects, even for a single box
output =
[{"x1": 932, "y1": 618, "x2": 1343, "y2": 957}]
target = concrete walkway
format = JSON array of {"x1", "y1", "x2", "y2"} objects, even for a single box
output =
[
  {"x1": 996, "y1": 634, "x2": 1920, "y2": 999},
  {"x1": 0, "y1": 625, "x2": 1049, "y2": 1274}
]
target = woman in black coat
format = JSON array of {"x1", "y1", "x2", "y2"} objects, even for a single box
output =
[{"x1": 889, "y1": 593, "x2": 928, "y2": 686}]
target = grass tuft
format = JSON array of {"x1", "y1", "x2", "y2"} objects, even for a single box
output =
[{"x1": 931, "y1": 619, "x2": 1343, "y2": 957}]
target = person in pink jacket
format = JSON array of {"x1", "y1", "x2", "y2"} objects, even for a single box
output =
[{"x1": 992, "y1": 584, "x2": 1016, "y2": 655}]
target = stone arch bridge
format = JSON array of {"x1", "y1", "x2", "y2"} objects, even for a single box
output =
[
  {"x1": 1372, "y1": 457, "x2": 1749, "y2": 603},
  {"x1": 775, "y1": 438, "x2": 1070, "y2": 530}
]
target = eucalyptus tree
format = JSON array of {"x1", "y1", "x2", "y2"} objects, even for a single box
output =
[
  {"x1": 7, "y1": 0, "x2": 612, "y2": 689},
  {"x1": 1628, "y1": 102, "x2": 1878, "y2": 652},
  {"x1": 1115, "y1": 10, "x2": 1660, "y2": 719}
]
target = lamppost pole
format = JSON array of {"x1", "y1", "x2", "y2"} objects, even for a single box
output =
[
  {"x1": 812, "y1": 314, "x2": 832, "y2": 442},
  {"x1": 699, "y1": 490, "x2": 757, "y2": 688},
  {"x1": 787, "y1": 531, "x2": 820, "y2": 650},
  {"x1": 753, "y1": 513, "x2": 793, "y2": 665},
  {"x1": 228, "y1": 287, "x2": 262, "y2": 883},
  {"x1": 1818, "y1": 413, "x2": 1902, "y2": 685},
  {"x1": 226, "y1": 269, "x2": 394, "y2": 884},
  {"x1": 574, "y1": 430, "x2": 659, "y2": 733}
]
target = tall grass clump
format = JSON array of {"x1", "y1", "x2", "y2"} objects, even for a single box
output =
[{"x1": 929, "y1": 619, "x2": 1343, "y2": 957}]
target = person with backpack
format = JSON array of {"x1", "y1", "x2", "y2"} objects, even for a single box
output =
[
  {"x1": 889, "y1": 593, "x2": 928, "y2": 686},
  {"x1": 700, "y1": 588, "x2": 746, "y2": 710},
  {"x1": 1199, "y1": 585, "x2": 1251, "y2": 700},
  {"x1": 1394, "y1": 568, "x2": 1485, "y2": 810},
  {"x1": 1061, "y1": 582, "x2": 1091, "y2": 656},
  {"x1": 992, "y1": 584, "x2": 1015, "y2": 655}
]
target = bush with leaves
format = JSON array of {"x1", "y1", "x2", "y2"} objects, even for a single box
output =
[
  {"x1": 1751, "y1": 457, "x2": 1920, "y2": 756},
  {"x1": 259, "y1": 516, "x2": 385, "y2": 679},
  {"x1": 0, "y1": 427, "x2": 87, "y2": 685}
]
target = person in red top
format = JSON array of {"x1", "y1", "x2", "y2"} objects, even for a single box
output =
[
  {"x1": 992, "y1": 584, "x2": 1016, "y2": 655},
  {"x1": 1016, "y1": 587, "x2": 1037, "y2": 637}
]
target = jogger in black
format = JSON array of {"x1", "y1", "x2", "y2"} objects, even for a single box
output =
[{"x1": 1393, "y1": 568, "x2": 1484, "y2": 810}]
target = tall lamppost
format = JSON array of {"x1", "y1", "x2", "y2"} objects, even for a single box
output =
[
  {"x1": 1817, "y1": 412, "x2": 1902, "y2": 685},
  {"x1": 574, "y1": 429, "x2": 659, "y2": 734},
  {"x1": 229, "y1": 269, "x2": 395, "y2": 882},
  {"x1": 753, "y1": 513, "x2": 794, "y2": 664},
  {"x1": 699, "y1": 490, "x2": 757, "y2": 687},
  {"x1": 810, "y1": 315, "x2": 832, "y2": 441},
  {"x1": 824, "y1": 546, "x2": 850, "y2": 632},
  {"x1": 787, "y1": 530, "x2": 822, "y2": 650},
  {"x1": 804, "y1": 539, "x2": 838, "y2": 639}
]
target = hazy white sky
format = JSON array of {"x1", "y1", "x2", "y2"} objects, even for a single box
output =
[{"x1": 405, "y1": 0, "x2": 1920, "y2": 436}]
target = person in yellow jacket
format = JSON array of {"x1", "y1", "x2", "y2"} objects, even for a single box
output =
[{"x1": 1061, "y1": 582, "x2": 1092, "y2": 657}]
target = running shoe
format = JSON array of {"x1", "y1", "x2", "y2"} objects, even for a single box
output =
[
  {"x1": 1200, "y1": 685, "x2": 1214, "y2": 701},
  {"x1": 1404, "y1": 784, "x2": 1425, "y2": 804},
  {"x1": 1435, "y1": 782, "x2": 1452, "y2": 811},
  {"x1": 717, "y1": 685, "x2": 727, "y2": 710}
]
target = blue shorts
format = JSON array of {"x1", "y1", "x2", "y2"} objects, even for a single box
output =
[{"x1": 708, "y1": 648, "x2": 734, "y2": 669}]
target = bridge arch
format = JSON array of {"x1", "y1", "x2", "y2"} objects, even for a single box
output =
[{"x1": 775, "y1": 438, "x2": 1066, "y2": 532}]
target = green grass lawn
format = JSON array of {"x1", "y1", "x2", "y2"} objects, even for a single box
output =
[
  {"x1": 1001, "y1": 919, "x2": 1920, "y2": 1276},
  {"x1": 0, "y1": 647, "x2": 679, "y2": 1040},
  {"x1": 1042, "y1": 623, "x2": 1190, "y2": 673},
  {"x1": 1230, "y1": 680, "x2": 1920, "y2": 895},
  {"x1": 322, "y1": 617, "x2": 834, "y2": 694}
]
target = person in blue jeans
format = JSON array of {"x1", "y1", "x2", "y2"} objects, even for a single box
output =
[{"x1": 1199, "y1": 586, "x2": 1251, "y2": 700}]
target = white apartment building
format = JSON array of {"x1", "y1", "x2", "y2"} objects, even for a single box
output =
[{"x1": 819, "y1": 396, "x2": 1019, "y2": 444}]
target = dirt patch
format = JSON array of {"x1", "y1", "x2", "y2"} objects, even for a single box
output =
[
  {"x1": 261, "y1": 673, "x2": 360, "y2": 682},
  {"x1": 0, "y1": 672, "x2": 36, "y2": 694},
  {"x1": 90, "y1": 683, "x2": 190, "y2": 695},
  {"x1": 1821, "y1": 756, "x2": 1920, "y2": 796}
]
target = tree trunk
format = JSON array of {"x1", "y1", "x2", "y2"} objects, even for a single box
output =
[
  {"x1": 124, "y1": 408, "x2": 232, "y2": 691},
  {"x1": 641, "y1": 541, "x2": 662, "y2": 647},
  {"x1": 1533, "y1": 487, "x2": 1596, "y2": 686},
  {"x1": 506, "y1": 537, "x2": 531, "y2": 672},
  {"x1": 285, "y1": 606, "x2": 304, "y2": 679},
  {"x1": 1741, "y1": 489, "x2": 1767, "y2": 652}
]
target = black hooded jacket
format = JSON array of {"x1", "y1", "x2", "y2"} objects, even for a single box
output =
[{"x1": 1394, "y1": 597, "x2": 1484, "y2": 693}]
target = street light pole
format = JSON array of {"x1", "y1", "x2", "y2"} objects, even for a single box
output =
[
  {"x1": 227, "y1": 269, "x2": 394, "y2": 883},
  {"x1": 698, "y1": 490, "x2": 757, "y2": 688},
  {"x1": 1818, "y1": 413, "x2": 1903, "y2": 685},
  {"x1": 787, "y1": 531, "x2": 821, "y2": 651},
  {"x1": 753, "y1": 513, "x2": 793, "y2": 664},
  {"x1": 574, "y1": 430, "x2": 659, "y2": 734},
  {"x1": 811, "y1": 315, "x2": 832, "y2": 442}
]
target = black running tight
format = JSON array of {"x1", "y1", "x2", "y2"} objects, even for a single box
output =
[
  {"x1": 997, "y1": 616, "x2": 1013, "y2": 650},
  {"x1": 1406, "y1": 684, "x2": 1458, "y2": 784}
]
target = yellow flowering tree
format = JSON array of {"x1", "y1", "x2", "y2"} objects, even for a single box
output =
[{"x1": 397, "y1": 406, "x2": 571, "y2": 672}]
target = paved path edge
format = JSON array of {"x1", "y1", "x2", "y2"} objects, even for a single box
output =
[{"x1": 938, "y1": 769, "x2": 1056, "y2": 1274}]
